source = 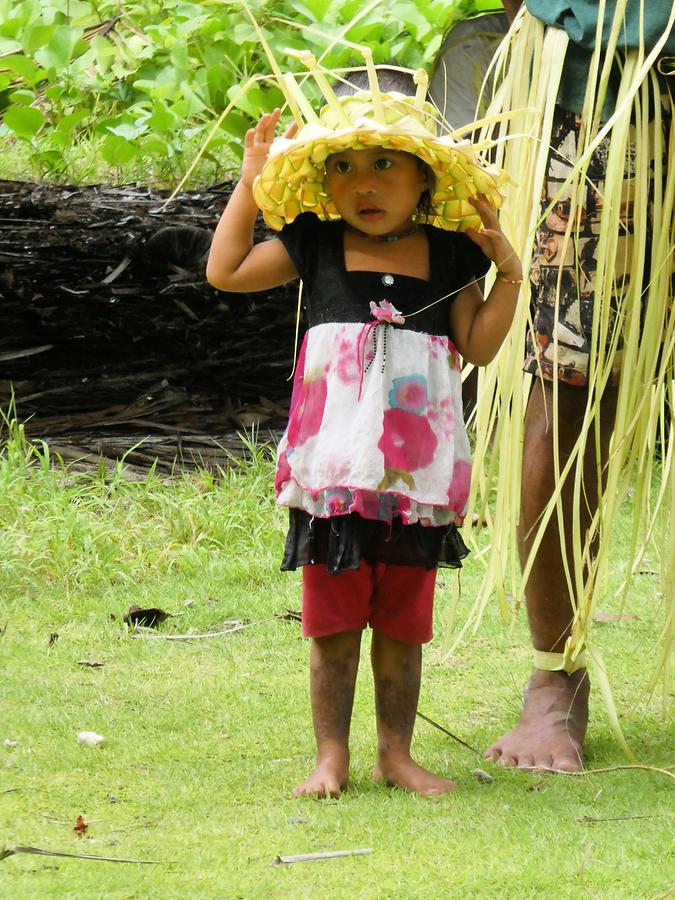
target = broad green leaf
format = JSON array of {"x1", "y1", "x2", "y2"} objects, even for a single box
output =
[
  {"x1": 34, "y1": 26, "x2": 87, "y2": 71},
  {"x1": 21, "y1": 25, "x2": 55, "y2": 54},
  {"x1": 231, "y1": 22, "x2": 259, "y2": 44},
  {"x1": 291, "y1": 0, "x2": 334, "y2": 20},
  {"x1": 146, "y1": 102, "x2": 179, "y2": 134},
  {"x1": 219, "y1": 109, "x2": 249, "y2": 140},
  {"x1": 140, "y1": 134, "x2": 172, "y2": 156},
  {"x1": 44, "y1": 84, "x2": 65, "y2": 101},
  {"x1": 9, "y1": 88, "x2": 36, "y2": 105},
  {"x1": 3, "y1": 104, "x2": 45, "y2": 138},
  {"x1": 106, "y1": 121, "x2": 149, "y2": 140},
  {"x1": 57, "y1": 110, "x2": 87, "y2": 135},
  {"x1": 1, "y1": 54, "x2": 45, "y2": 84},
  {"x1": 0, "y1": 17, "x2": 23, "y2": 40},
  {"x1": 0, "y1": 38, "x2": 22, "y2": 54},
  {"x1": 227, "y1": 83, "x2": 273, "y2": 120},
  {"x1": 100, "y1": 133, "x2": 138, "y2": 165}
]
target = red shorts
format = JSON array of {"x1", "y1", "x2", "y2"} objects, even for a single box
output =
[{"x1": 301, "y1": 561, "x2": 437, "y2": 645}]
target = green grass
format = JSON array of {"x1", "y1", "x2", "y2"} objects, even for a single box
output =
[{"x1": 0, "y1": 419, "x2": 672, "y2": 899}]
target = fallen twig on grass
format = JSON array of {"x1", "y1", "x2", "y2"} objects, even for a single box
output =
[
  {"x1": 129, "y1": 621, "x2": 250, "y2": 640},
  {"x1": 0, "y1": 845, "x2": 171, "y2": 864},
  {"x1": 274, "y1": 609, "x2": 302, "y2": 622},
  {"x1": 273, "y1": 848, "x2": 374, "y2": 866},
  {"x1": 580, "y1": 814, "x2": 669, "y2": 825},
  {"x1": 416, "y1": 711, "x2": 480, "y2": 757},
  {"x1": 564, "y1": 764, "x2": 675, "y2": 782}
]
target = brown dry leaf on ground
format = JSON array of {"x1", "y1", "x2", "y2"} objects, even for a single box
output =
[
  {"x1": 122, "y1": 606, "x2": 171, "y2": 627},
  {"x1": 73, "y1": 816, "x2": 88, "y2": 837}
]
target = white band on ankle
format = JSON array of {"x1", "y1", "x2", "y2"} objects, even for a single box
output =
[{"x1": 533, "y1": 647, "x2": 587, "y2": 674}]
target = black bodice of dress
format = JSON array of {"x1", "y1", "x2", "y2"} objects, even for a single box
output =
[{"x1": 278, "y1": 213, "x2": 491, "y2": 335}]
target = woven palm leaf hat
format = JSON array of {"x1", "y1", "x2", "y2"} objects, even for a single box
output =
[{"x1": 253, "y1": 51, "x2": 506, "y2": 233}]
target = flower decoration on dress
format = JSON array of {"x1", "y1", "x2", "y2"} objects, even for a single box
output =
[
  {"x1": 388, "y1": 375, "x2": 429, "y2": 414},
  {"x1": 369, "y1": 300, "x2": 406, "y2": 325}
]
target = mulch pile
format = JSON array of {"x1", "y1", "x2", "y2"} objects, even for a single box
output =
[{"x1": 0, "y1": 179, "x2": 301, "y2": 475}]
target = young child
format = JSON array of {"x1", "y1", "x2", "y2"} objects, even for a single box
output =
[{"x1": 207, "y1": 65, "x2": 522, "y2": 798}]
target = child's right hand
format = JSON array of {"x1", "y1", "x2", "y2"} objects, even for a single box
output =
[{"x1": 240, "y1": 108, "x2": 298, "y2": 190}]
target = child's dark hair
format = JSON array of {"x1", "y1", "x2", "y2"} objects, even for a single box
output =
[
  {"x1": 330, "y1": 66, "x2": 436, "y2": 221},
  {"x1": 332, "y1": 67, "x2": 418, "y2": 98}
]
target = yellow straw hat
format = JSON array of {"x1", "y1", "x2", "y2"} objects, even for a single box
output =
[{"x1": 253, "y1": 54, "x2": 505, "y2": 233}]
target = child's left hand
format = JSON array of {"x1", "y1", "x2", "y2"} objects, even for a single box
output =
[{"x1": 464, "y1": 194, "x2": 522, "y2": 280}]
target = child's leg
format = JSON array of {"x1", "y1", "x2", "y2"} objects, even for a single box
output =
[
  {"x1": 294, "y1": 562, "x2": 373, "y2": 798},
  {"x1": 371, "y1": 631, "x2": 457, "y2": 795},
  {"x1": 368, "y1": 564, "x2": 456, "y2": 796},
  {"x1": 293, "y1": 630, "x2": 362, "y2": 799}
]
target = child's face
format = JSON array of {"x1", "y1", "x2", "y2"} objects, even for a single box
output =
[{"x1": 324, "y1": 147, "x2": 430, "y2": 236}]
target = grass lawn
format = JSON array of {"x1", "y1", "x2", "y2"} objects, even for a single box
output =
[{"x1": 1, "y1": 426, "x2": 672, "y2": 898}]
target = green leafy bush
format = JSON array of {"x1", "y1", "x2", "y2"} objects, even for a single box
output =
[{"x1": 0, "y1": 0, "x2": 496, "y2": 184}]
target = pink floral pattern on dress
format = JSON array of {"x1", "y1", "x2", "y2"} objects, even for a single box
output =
[
  {"x1": 378, "y1": 408, "x2": 438, "y2": 472},
  {"x1": 334, "y1": 333, "x2": 362, "y2": 385},
  {"x1": 447, "y1": 458, "x2": 472, "y2": 513},
  {"x1": 276, "y1": 322, "x2": 472, "y2": 526},
  {"x1": 287, "y1": 371, "x2": 327, "y2": 448},
  {"x1": 275, "y1": 449, "x2": 292, "y2": 494}
]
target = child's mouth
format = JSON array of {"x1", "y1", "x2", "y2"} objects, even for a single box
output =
[{"x1": 358, "y1": 207, "x2": 385, "y2": 221}]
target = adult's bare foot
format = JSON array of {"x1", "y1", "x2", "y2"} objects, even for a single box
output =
[
  {"x1": 373, "y1": 752, "x2": 457, "y2": 796},
  {"x1": 292, "y1": 751, "x2": 349, "y2": 799},
  {"x1": 483, "y1": 668, "x2": 590, "y2": 772}
]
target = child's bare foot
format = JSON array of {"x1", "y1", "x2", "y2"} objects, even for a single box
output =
[
  {"x1": 483, "y1": 668, "x2": 589, "y2": 772},
  {"x1": 373, "y1": 752, "x2": 457, "y2": 796},
  {"x1": 292, "y1": 750, "x2": 349, "y2": 798}
]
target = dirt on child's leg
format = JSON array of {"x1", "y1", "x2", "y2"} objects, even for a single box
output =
[
  {"x1": 293, "y1": 630, "x2": 362, "y2": 799},
  {"x1": 371, "y1": 631, "x2": 457, "y2": 796}
]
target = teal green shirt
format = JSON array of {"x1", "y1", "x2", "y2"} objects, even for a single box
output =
[{"x1": 525, "y1": 0, "x2": 675, "y2": 117}]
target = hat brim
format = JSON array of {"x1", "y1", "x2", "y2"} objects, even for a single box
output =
[{"x1": 253, "y1": 122, "x2": 504, "y2": 232}]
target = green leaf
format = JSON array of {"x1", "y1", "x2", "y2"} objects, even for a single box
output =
[
  {"x1": 0, "y1": 17, "x2": 23, "y2": 41},
  {"x1": 34, "y1": 26, "x2": 87, "y2": 71},
  {"x1": 291, "y1": 0, "x2": 334, "y2": 20},
  {"x1": 57, "y1": 110, "x2": 87, "y2": 136},
  {"x1": 227, "y1": 84, "x2": 274, "y2": 120},
  {"x1": 106, "y1": 121, "x2": 148, "y2": 140},
  {"x1": 21, "y1": 25, "x2": 54, "y2": 55},
  {"x1": 100, "y1": 133, "x2": 139, "y2": 166},
  {"x1": 219, "y1": 109, "x2": 249, "y2": 140},
  {"x1": 3, "y1": 105, "x2": 45, "y2": 139},
  {"x1": 44, "y1": 85, "x2": 65, "y2": 102},
  {"x1": 9, "y1": 89, "x2": 36, "y2": 105},
  {"x1": 146, "y1": 102, "x2": 178, "y2": 134},
  {"x1": 2, "y1": 54, "x2": 46, "y2": 84}
]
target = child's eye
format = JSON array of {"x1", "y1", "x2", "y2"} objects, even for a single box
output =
[
  {"x1": 374, "y1": 158, "x2": 393, "y2": 171},
  {"x1": 333, "y1": 159, "x2": 352, "y2": 174}
]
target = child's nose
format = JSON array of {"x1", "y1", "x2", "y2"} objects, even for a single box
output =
[{"x1": 353, "y1": 174, "x2": 376, "y2": 195}]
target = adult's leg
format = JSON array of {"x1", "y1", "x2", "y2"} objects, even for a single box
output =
[
  {"x1": 371, "y1": 631, "x2": 457, "y2": 795},
  {"x1": 293, "y1": 630, "x2": 362, "y2": 798},
  {"x1": 484, "y1": 377, "x2": 617, "y2": 771}
]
